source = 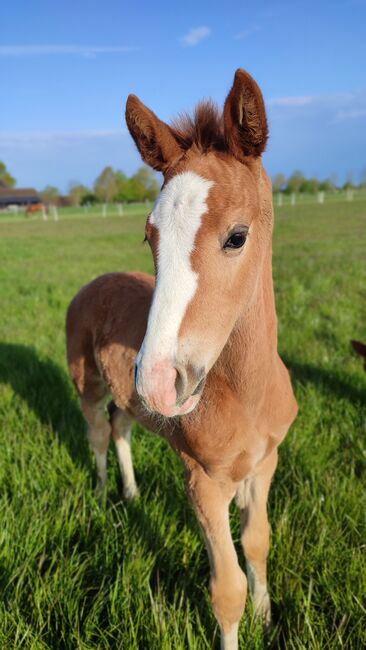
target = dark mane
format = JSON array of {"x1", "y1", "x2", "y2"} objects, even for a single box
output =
[{"x1": 171, "y1": 100, "x2": 227, "y2": 153}]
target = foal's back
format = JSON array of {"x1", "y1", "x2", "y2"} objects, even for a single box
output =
[{"x1": 66, "y1": 272, "x2": 154, "y2": 409}]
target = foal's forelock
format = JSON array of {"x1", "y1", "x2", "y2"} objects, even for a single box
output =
[{"x1": 140, "y1": 171, "x2": 214, "y2": 364}]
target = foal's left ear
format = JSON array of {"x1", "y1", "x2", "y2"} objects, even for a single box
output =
[
  {"x1": 125, "y1": 94, "x2": 183, "y2": 172},
  {"x1": 223, "y1": 69, "x2": 268, "y2": 162}
]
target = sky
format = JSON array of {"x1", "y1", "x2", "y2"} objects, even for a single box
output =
[{"x1": 1, "y1": 0, "x2": 366, "y2": 191}]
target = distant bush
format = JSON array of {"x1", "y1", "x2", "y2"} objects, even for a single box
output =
[{"x1": 80, "y1": 193, "x2": 98, "y2": 206}]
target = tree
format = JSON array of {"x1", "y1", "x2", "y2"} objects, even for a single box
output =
[
  {"x1": 114, "y1": 170, "x2": 130, "y2": 202},
  {"x1": 68, "y1": 182, "x2": 89, "y2": 206},
  {"x1": 300, "y1": 177, "x2": 320, "y2": 194},
  {"x1": 343, "y1": 171, "x2": 355, "y2": 190},
  {"x1": 131, "y1": 166, "x2": 160, "y2": 201},
  {"x1": 114, "y1": 166, "x2": 160, "y2": 203},
  {"x1": 319, "y1": 178, "x2": 336, "y2": 192},
  {"x1": 80, "y1": 193, "x2": 98, "y2": 206},
  {"x1": 0, "y1": 161, "x2": 16, "y2": 188},
  {"x1": 94, "y1": 166, "x2": 118, "y2": 202},
  {"x1": 284, "y1": 170, "x2": 305, "y2": 194},
  {"x1": 272, "y1": 173, "x2": 286, "y2": 192},
  {"x1": 41, "y1": 185, "x2": 60, "y2": 204}
]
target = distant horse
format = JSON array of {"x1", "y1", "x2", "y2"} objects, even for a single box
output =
[
  {"x1": 351, "y1": 340, "x2": 366, "y2": 371},
  {"x1": 66, "y1": 69, "x2": 298, "y2": 649},
  {"x1": 26, "y1": 203, "x2": 45, "y2": 215}
]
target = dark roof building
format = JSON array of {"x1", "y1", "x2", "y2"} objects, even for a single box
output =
[{"x1": 0, "y1": 188, "x2": 41, "y2": 207}]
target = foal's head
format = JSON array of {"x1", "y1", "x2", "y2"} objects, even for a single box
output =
[{"x1": 126, "y1": 69, "x2": 273, "y2": 417}]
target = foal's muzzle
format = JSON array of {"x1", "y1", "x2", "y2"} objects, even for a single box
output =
[{"x1": 134, "y1": 357, "x2": 206, "y2": 417}]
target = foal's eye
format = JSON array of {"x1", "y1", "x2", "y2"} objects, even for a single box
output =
[{"x1": 223, "y1": 231, "x2": 247, "y2": 250}]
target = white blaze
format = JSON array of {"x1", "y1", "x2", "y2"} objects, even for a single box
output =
[{"x1": 137, "y1": 171, "x2": 213, "y2": 373}]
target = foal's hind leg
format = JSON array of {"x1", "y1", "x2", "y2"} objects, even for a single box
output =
[
  {"x1": 80, "y1": 396, "x2": 111, "y2": 493},
  {"x1": 109, "y1": 404, "x2": 138, "y2": 500},
  {"x1": 235, "y1": 449, "x2": 278, "y2": 630}
]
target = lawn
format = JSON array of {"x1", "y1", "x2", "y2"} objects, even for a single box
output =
[{"x1": 0, "y1": 200, "x2": 365, "y2": 649}]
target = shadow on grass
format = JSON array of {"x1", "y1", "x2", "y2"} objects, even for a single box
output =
[
  {"x1": 0, "y1": 342, "x2": 214, "y2": 641},
  {"x1": 0, "y1": 341, "x2": 89, "y2": 467},
  {"x1": 283, "y1": 356, "x2": 366, "y2": 406},
  {"x1": 108, "y1": 462, "x2": 213, "y2": 628}
]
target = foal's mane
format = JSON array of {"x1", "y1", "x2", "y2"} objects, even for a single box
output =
[{"x1": 171, "y1": 100, "x2": 226, "y2": 153}]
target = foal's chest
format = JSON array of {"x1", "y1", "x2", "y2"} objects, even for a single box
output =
[{"x1": 178, "y1": 403, "x2": 276, "y2": 483}]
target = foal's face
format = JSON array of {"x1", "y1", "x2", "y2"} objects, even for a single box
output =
[
  {"x1": 136, "y1": 156, "x2": 270, "y2": 416},
  {"x1": 126, "y1": 69, "x2": 270, "y2": 417}
]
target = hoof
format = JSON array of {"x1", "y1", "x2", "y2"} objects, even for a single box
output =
[
  {"x1": 95, "y1": 480, "x2": 107, "y2": 503},
  {"x1": 123, "y1": 483, "x2": 139, "y2": 500}
]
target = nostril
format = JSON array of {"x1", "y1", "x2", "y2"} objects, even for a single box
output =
[
  {"x1": 134, "y1": 363, "x2": 138, "y2": 388},
  {"x1": 174, "y1": 364, "x2": 187, "y2": 405},
  {"x1": 192, "y1": 374, "x2": 206, "y2": 395}
]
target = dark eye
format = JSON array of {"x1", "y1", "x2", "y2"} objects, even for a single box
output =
[{"x1": 223, "y1": 231, "x2": 247, "y2": 250}]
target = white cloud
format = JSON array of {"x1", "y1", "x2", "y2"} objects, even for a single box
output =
[
  {"x1": 332, "y1": 108, "x2": 366, "y2": 122},
  {"x1": 0, "y1": 45, "x2": 137, "y2": 58},
  {"x1": 234, "y1": 25, "x2": 262, "y2": 40},
  {"x1": 0, "y1": 130, "x2": 127, "y2": 148},
  {"x1": 180, "y1": 27, "x2": 211, "y2": 46},
  {"x1": 267, "y1": 89, "x2": 366, "y2": 124}
]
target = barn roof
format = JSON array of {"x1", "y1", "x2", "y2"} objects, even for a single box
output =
[{"x1": 0, "y1": 188, "x2": 41, "y2": 205}]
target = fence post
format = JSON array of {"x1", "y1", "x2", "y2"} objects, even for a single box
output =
[
  {"x1": 277, "y1": 193, "x2": 283, "y2": 207},
  {"x1": 291, "y1": 193, "x2": 296, "y2": 206},
  {"x1": 317, "y1": 191, "x2": 325, "y2": 204}
]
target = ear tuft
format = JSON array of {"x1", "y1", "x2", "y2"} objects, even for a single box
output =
[
  {"x1": 223, "y1": 68, "x2": 268, "y2": 161},
  {"x1": 125, "y1": 95, "x2": 183, "y2": 172}
]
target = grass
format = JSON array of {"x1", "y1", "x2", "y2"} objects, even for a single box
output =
[{"x1": 0, "y1": 198, "x2": 365, "y2": 649}]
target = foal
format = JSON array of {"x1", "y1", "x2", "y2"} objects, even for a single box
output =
[{"x1": 66, "y1": 69, "x2": 298, "y2": 649}]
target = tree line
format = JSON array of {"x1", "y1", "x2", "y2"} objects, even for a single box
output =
[
  {"x1": 272, "y1": 170, "x2": 366, "y2": 194},
  {"x1": 1, "y1": 160, "x2": 366, "y2": 206},
  {"x1": 0, "y1": 161, "x2": 160, "y2": 206},
  {"x1": 41, "y1": 166, "x2": 161, "y2": 206}
]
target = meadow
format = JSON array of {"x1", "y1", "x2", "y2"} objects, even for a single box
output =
[{"x1": 0, "y1": 198, "x2": 365, "y2": 649}]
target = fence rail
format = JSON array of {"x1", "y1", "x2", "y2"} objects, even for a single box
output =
[{"x1": 1, "y1": 191, "x2": 366, "y2": 224}]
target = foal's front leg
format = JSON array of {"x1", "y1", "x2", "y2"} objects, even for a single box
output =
[
  {"x1": 235, "y1": 449, "x2": 278, "y2": 630},
  {"x1": 186, "y1": 461, "x2": 247, "y2": 650}
]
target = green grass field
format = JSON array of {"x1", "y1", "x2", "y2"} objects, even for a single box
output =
[{"x1": 0, "y1": 199, "x2": 365, "y2": 649}]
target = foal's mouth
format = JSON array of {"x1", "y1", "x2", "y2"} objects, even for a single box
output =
[{"x1": 138, "y1": 381, "x2": 205, "y2": 419}]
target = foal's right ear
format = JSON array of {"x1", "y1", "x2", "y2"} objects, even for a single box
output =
[
  {"x1": 223, "y1": 68, "x2": 269, "y2": 162},
  {"x1": 126, "y1": 95, "x2": 183, "y2": 172}
]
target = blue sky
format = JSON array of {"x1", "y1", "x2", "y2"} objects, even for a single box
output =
[{"x1": 1, "y1": 0, "x2": 365, "y2": 191}]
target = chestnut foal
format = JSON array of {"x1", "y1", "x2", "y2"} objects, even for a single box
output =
[{"x1": 66, "y1": 69, "x2": 298, "y2": 649}]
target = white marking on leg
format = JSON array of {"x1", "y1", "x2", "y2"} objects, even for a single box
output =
[
  {"x1": 221, "y1": 622, "x2": 239, "y2": 650},
  {"x1": 114, "y1": 429, "x2": 138, "y2": 499},
  {"x1": 111, "y1": 410, "x2": 138, "y2": 499},
  {"x1": 246, "y1": 560, "x2": 271, "y2": 626},
  {"x1": 136, "y1": 172, "x2": 214, "y2": 387}
]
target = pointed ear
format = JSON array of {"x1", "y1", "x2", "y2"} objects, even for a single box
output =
[
  {"x1": 351, "y1": 340, "x2": 366, "y2": 358},
  {"x1": 223, "y1": 69, "x2": 269, "y2": 161},
  {"x1": 125, "y1": 95, "x2": 183, "y2": 172}
]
